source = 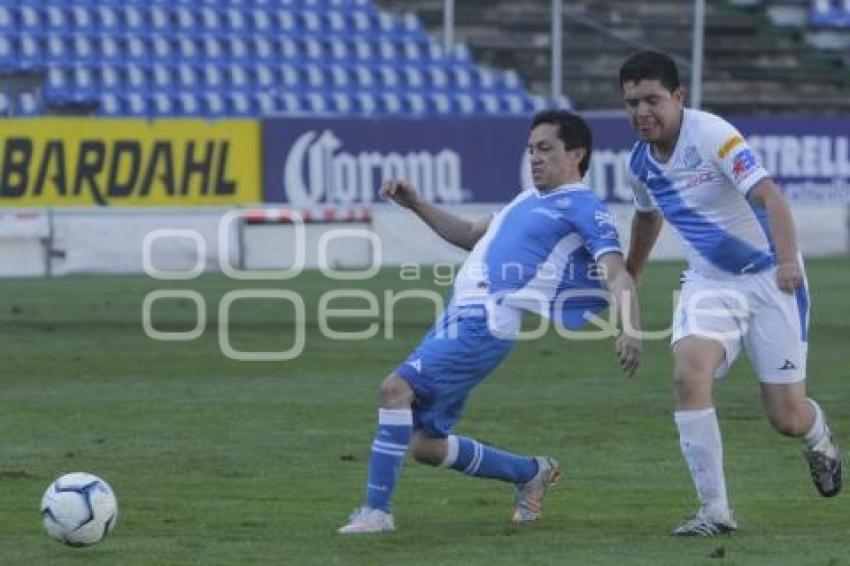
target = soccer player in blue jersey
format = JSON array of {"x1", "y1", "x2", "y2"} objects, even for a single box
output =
[
  {"x1": 619, "y1": 51, "x2": 842, "y2": 536},
  {"x1": 338, "y1": 110, "x2": 642, "y2": 534}
]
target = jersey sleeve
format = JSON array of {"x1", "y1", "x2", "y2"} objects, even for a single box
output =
[
  {"x1": 624, "y1": 153, "x2": 657, "y2": 211},
  {"x1": 572, "y1": 199, "x2": 623, "y2": 261},
  {"x1": 700, "y1": 114, "x2": 769, "y2": 195}
]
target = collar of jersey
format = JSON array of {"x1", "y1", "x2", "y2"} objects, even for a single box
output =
[{"x1": 535, "y1": 182, "x2": 586, "y2": 196}]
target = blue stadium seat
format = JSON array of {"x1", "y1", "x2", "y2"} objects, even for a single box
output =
[
  {"x1": 177, "y1": 92, "x2": 202, "y2": 116},
  {"x1": 428, "y1": 93, "x2": 451, "y2": 114},
  {"x1": 0, "y1": 35, "x2": 14, "y2": 71},
  {"x1": 327, "y1": 38, "x2": 350, "y2": 62},
  {"x1": 199, "y1": 64, "x2": 224, "y2": 91},
  {"x1": 304, "y1": 92, "x2": 329, "y2": 113},
  {"x1": 44, "y1": 5, "x2": 70, "y2": 33},
  {"x1": 253, "y1": 37, "x2": 275, "y2": 62},
  {"x1": 122, "y1": 5, "x2": 147, "y2": 34},
  {"x1": 227, "y1": 65, "x2": 251, "y2": 90},
  {"x1": 149, "y1": 92, "x2": 176, "y2": 116},
  {"x1": 253, "y1": 91, "x2": 278, "y2": 115},
  {"x1": 330, "y1": 92, "x2": 354, "y2": 114},
  {"x1": 18, "y1": 35, "x2": 45, "y2": 71},
  {"x1": 198, "y1": 6, "x2": 223, "y2": 33},
  {"x1": 353, "y1": 64, "x2": 375, "y2": 89},
  {"x1": 148, "y1": 5, "x2": 171, "y2": 35},
  {"x1": 811, "y1": 0, "x2": 850, "y2": 27},
  {"x1": 173, "y1": 6, "x2": 197, "y2": 34},
  {"x1": 174, "y1": 37, "x2": 202, "y2": 63},
  {"x1": 479, "y1": 93, "x2": 500, "y2": 114},
  {"x1": 376, "y1": 65, "x2": 401, "y2": 90},
  {"x1": 224, "y1": 7, "x2": 248, "y2": 34},
  {"x1": 402, "y1": 65, "x2": 425, "y2": 89},
  {"x1": 0, "y1": 92, "x2": 9, "y2": 116},
  {"x1": 71, "y1": 66, "x2": 98, "y2": 101},
  {"x1": 355, "y1": 92, "x2": 378, "y2": 114},
  {"x1": 96, "y1": 5, "x2": 121, "y2": 34},
  {"x1": 253, "y1": 64, "x2": 276, "y2": 89},
  {"x1": 227, "y1": 36, "x2": 252, "y2": 62},
  {"x1": 99, "y1": 66, "x2": 123, "y2": 91},
  {"x1": 380, "y1": 92, "x2": 403, "y2": 114},
  {"x1": 174, "y1": 63, "x2": 198, "y2": 91},
  {"x1": 98, "y1": 93, "x2": 123, "y2": 116},
  {"x1": 328, "y1": 64, "x2": 352, "y2": 89},
  {"x1": 204, "y1": 92, "x2": 227, "y2": 117},
  {"x1": 19, "y1": 92, "x2": 42, "y2": 116},
  {"x1": 44, "y1": 67, "x2": 71, "y2": 101},
  {"x1": 280, "y1": 92, "x2": 306, "y2": 114},
  {"x1": 19, "y1": 5, "x2": 43, "y2": 35},
  {"x1": 228, "y1": 92, "x2": 254, "y2": 116},
  {"x1": 151, "y1": 36, "x2": 173, "y2": 63},
  {"x1": 99, "y1": 36, "x2": 123, "y2": 65},
  {"x1": 125, "y1": 64, "x2": 150, "y2": 92},
  {"x1": 200, "y1": 36, "x2": 225, "y2": 62},
  {"x1": 70, "y1": 6, "x2": 95, "y2": 33},
  {"x1": 70, "y1": 35, "x2": 97, "y2": 65},
  {"x1": 279, "y1": 63, "x2": 300, "y2": 88},
  {"x1": 125, "y1": 36, "x2": 148, "y2": 63},
  {"x1": 0, "y1": 5, "x2": 13, "y2": 33}
]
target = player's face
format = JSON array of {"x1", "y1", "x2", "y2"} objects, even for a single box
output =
[
  {"x1": 622, "y1": 79, "x2": 684, "y2": 145},
  {"x1": 527, "y1": 123, "x2": 581, "y2": 190}
]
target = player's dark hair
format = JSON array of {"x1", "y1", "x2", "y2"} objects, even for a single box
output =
[
  {"x1": 619, "y1": 50, "x2": 680, "y2": 93},
  {"x1": 530, "y1": 109, "x2": 592, "y2": 177}
]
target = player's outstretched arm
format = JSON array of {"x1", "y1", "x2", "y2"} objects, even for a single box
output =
[
  {"x1": 625, "y1": 209, "x2": 663, "y2": 283},
  {"x1": 599, "y1": 252, "x2": 642, "y2": 378},
  {"x1": 379, "y1": 179, "x2": 490, "y2": 251},
  {"x1": 747, "y1": 179, "x2": 802, "y2": 294}
]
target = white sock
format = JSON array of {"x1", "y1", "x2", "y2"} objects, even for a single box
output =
[
  {"x1": 674, "y1": 408, "x2": 730, "y2": 519},
  {"x1": 803, "y1": 398, "x2": 829, "y2": 449}
]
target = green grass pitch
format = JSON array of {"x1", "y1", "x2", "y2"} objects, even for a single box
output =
[{"x1": 1, "y1": 258, "x2": 848, "y2": 565}]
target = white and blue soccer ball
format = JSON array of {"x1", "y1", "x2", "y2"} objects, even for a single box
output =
[{"x1": 40, "y1": 472, "x2": 118, "y2": 547}]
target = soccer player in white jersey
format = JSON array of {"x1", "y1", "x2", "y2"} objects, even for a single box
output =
[
  {"x1": 619, "y1": 51, "x2": 842, "y2": 536},
  {"x1": 338, "y1": 110, "x2": 642, "y2": 534}
]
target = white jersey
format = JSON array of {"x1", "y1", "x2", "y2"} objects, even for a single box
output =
[{"x1": 626, "y1": 108, "x2": 774, "y2": 279}]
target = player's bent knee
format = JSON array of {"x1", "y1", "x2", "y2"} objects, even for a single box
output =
[
  {"x1": 410, "y1": 435, "x2": 445, "y2": 466},
  {"x1": 378, "y1": 373, "x2": 414, "y2": 409}
]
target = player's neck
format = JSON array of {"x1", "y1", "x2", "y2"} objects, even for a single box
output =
[{"x1": 650, "y1": 109, "x2": 684, "y2": 163}]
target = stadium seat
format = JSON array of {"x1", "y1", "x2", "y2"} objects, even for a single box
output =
[
  {"x1": 380, "y1": 92, "x2": 403, "y2": 114},
  {"x1": 97, "y1": 93, "x2": 123, "y2": 116},
  {"x1": 254, "y1": 91, "x2": 277, "y2": 115},
  {"x1": 201, "y1": 36, "x2": 225, "y2": 62},
  {"x1": 177, "y1": 92, "x2": 202, "y2": 116},
  {"x1": 151, "y1": 36, "x2": 173, "y2": 63},
  {"x1": 71, "y1": 67, "x2": 97, "y2": 101},
  {"x1": 69, "y1": 5, "x2": 95, "y2": 33},
  {"x1": 17, "y1": 35, "x2": 45, "y2": 71},
  {"x1": 201, "y1": 64, "x2": 225, "y2": 90},
  {"x1": 99, "y1": 36, "x2": 122, "y2": 65},
  {"x1": 0, "y1": 92, "x2": 10, "y2": 116},
  {"x1": 402, "y1": 66, "x2": 425, "y2": 89},
  {"x1": 204, "y1": 92, "x2": 227, "y2": 117},
  {"x1": 228, "y1": 37, "x2": 251, "y2": 62},
  {"x1": 480, "y1": 93, "x2": 500, "y2": 114},
  {"x1": 149, "y1": 5, "x2": 171, "y2": 35},
  {"x1": 97, "y1": 5, "x2": 120, "y2": 33},
  {"x1": 175, "y1": 37, "x2": 201, "y2": 63},
  {"x1": 454, "y1": 93, "x2": 476, "y2": 114},
  {"x1": 224, "y1": 8, "x2": 248, "y2": 34},
  {"x1": 330, "y1": 92, "x2": 354, "y2": 114},
  {"x1": 0, "y1": 5, "x2": 13, "y2": 33},
  {"x1": 18, "y1": 92, "x2": 42, "y2": 116},
  {"x1": 404, "y1": 92, "x2": 427, "y2": 114},
  {"x1": 150, "y1": 92, "x2": 175, "y2": 116},
  {"x1": 44, "y1": 5, "x2": 70, "y2": 33},
  {"x1": 174, "y1": 64, "x2": 198, "y2": 91},
  {"x1": 279, "y1": 63, "x2": 299, "y2": 88},
  {"x1": 199, "y1": 6, "x2": 223, "y2": 33},
  {"x1": 19, "y1": 6, "x2": 43, "y2": 34},
  {"x1": 0, "y1": 35, "x2": 14, "y2": 71},
  {"x1": 428, "y1": 92, "x2": 451, "y2": 114},
  {"x1": 355, "y1": 92, "x2": 378, "y2": 114},
  {"x1": 99, "y1": 66, "x2": 122, "y2": 91},
  {"x1": 227, "y1": 65, "x2": 251, "y2": 90},
  {"x1": 253, "y1": 64, "x2": 276, "y2": 89},
  {"x1": 125, "y1": 93, "x2": 148, "y2": 116},
  {"x1": 174, "y1": 6, "x2": 197, "y2": 34},
  {"x1": 123, "y1": 5, "x2": 146, "y2": 34},
  {"x1": 328, "y1": 64, "x2": 352, "y2": 88},
  {"x1": 253, "y1": 37, "x2": 275, "y2": 62},
  {"x1": 126, "y1": 64, "x2": 150, "y2": 92},
  {"x1": 377, "y1": 65, "x2": 401, "y2": 89},
  {"x1": 228, "y1": 92, "x2": 254, "y2": 116}
]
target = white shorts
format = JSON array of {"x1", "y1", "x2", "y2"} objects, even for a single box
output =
[{"x1": 671, "y1": 266, "x2": 810, "y2": 383}]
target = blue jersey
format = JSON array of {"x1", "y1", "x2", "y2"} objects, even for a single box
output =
[{"x1": 453, "y1": 183, "x2": 622, "y2": 329}]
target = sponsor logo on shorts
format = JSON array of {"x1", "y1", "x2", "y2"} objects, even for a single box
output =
[{"x1": 779, "y1": 359, "x2": 797, "y2": 370}]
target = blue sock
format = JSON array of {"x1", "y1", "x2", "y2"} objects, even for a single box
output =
[
  {"x1": 364, "y1": 408, "x2": 412, "y2": 512},
  {"x1": 442, "y1": 435, "x2": 537, "y2": 484}
]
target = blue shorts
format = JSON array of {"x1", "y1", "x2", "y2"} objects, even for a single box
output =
[{"x1": 394, "y1": 304, "x2": 516, "y2": 439}]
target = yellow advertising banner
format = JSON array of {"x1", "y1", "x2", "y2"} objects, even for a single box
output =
[{"x1": 0, "y1": 119, "x2": 261, "y2": 206}]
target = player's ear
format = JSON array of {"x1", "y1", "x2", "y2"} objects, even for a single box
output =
[{"x1": 672, "y1": 86, "x2": 686, "y2": 106}]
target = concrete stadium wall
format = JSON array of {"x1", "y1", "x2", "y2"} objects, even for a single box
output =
[{"x1": 0, "y1": 204, "x2": 847, "y2": 277}]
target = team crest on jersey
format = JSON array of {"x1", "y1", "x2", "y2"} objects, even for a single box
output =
[
  {"x1": 732, "y1": 148, "x2": 759, "y2": 182},
  {"x1": 679, "y1": 145, "x2": 702, "y2": 169}
]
